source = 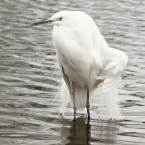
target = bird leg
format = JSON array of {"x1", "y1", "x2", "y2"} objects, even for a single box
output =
[
  {"x1": 72, "y1": 82, "x2": 77, "y2": 121},
  {"x1": 86, "y1": 117, "x2": 90, "y2": 144},
  {"x1": 86, "y1": 87, "x2": 90, "y2": 119}
]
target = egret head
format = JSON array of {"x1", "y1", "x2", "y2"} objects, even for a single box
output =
[{"x1": 28, "y1": 11, "x2": 72, "y2": 27}]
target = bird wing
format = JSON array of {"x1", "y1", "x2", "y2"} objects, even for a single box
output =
[
  {"x1": 96, "y1": 47, "x2": 128, "y2": 92},
  {"x1": 102, "y1": 61, "x2": 123, "y2": 92},
  {"x1": 56, "y1": 49, "x2": 72, "y2": 94},
  {"x1": 52, "y1": 26, "x2": 72, "y2": 94}
]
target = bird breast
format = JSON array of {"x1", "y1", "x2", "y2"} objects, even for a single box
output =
[{"x1": 53, "y1": 26, "x2": 96, "y2": 88}]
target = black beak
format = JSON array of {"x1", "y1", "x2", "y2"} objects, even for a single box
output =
[{"x1": 28, "y1": 19, "x2": 53, "y2": 27}]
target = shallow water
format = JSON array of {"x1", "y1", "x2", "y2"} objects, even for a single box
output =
[{"x1": 0, "y1": 0, "x2": 145, "y2": 144}]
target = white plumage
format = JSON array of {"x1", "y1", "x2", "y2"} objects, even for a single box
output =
[{"x1": 30, "y1": 11, "x2": 128, "y2": 120}]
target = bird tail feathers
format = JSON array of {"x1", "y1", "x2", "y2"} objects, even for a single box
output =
[
  {"x1": 60, "y1": 83, "x2": 70, "y2": 116},
  {"x1": 93, "y1": 80, "x2": 123, "y2": 120}
]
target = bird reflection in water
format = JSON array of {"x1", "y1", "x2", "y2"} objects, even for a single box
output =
[{"x1": 60, "y1": 117, "x2": 120, "y2": 145}]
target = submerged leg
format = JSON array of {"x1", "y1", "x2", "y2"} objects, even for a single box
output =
[
  {"x1": 72, "y1": 82, "x2": 77, "y2": 121},
  {"x1": 86, "y1": 87, "x2": 90, "y2": 119}
]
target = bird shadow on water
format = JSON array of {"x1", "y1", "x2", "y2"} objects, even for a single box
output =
[{"x1": 60, "y1": 116, "x2": 120, "y2": 145}]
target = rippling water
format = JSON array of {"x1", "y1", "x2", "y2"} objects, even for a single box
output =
[{"x1": 0, "y1": 0, "x2": 145, "y2": 144}]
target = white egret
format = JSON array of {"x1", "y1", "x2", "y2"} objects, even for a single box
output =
[{"x1": 29, "y1": 11, "x2": 128, "y2": 120}]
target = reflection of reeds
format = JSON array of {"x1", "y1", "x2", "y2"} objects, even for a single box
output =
[
  {"x1": 60, "y1": 117, "x2": 120, "y2": 145},
  {"x1": 91, "y1": 119, "x2": 120, "y2": 144}
]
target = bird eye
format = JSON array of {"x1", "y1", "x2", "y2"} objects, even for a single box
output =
[{"x1": 59, "y1": 17, "x2": 63, "y2": 21}]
